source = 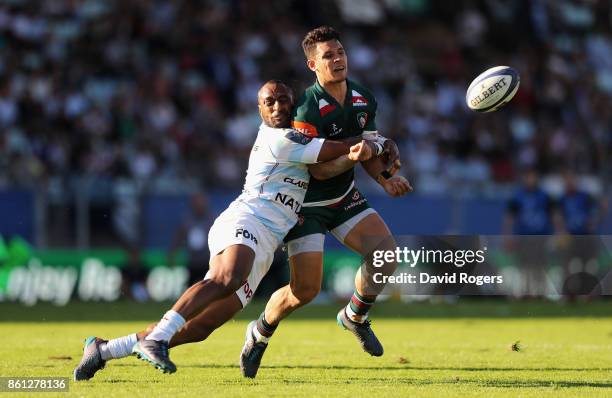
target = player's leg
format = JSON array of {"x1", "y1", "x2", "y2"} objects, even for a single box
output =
[
  {"x1": 252, "y1": 249, "x2": 324, "y2": 340},
  {"x1": 134, "y1": 208, "x2": 281, "y2": 374},
  {"x1": 132, "y1": 243, "x2": 255, "y2": 373},
  {"x1": 334, "y1": 210, "x2": 397, "y2": 357},
  {"x1": 73, "y1": 293, "x2": 243, "y2": 381},
  {"x1": 240, "y1": 248, "x2": 324, "y2": 378},
  {"x1": 155, "y1": 293, "x2": 243, "y2": 348},
  {"x1": 240, "y1": 209, "x2": 329, "y2": 378},
  {"x1": 263, "y1": 247, "x2": 324, "y2": 325},
  {"x1": 338, "y1": 213, "x2": 396, "y2": 356},
  {"x1": 342, "y1": 212, "x2": 397, "y2": 311}
]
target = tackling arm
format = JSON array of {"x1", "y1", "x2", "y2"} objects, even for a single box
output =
[
  {"x1": 308, "y1": 134, "x2": 397, "y2": 181},
  {"x1": 308, "y1": 155, "x2": 357, "y2": 180},
  {"x1": 316, "y1": 136, "x2": 364, "y2": 162}
]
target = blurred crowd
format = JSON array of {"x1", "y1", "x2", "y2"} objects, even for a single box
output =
[{"x1": 0, "y1": 0, "x2": 610, "y2": 199}]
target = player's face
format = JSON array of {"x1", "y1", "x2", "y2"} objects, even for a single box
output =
[
  {"x1": 308, "y1": 40, "x2": 348, "y2": 84},
  {"x1": 258, "y1": 83, "x2": 293, "y2": 128}
]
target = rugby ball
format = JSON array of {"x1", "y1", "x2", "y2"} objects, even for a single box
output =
[{"x1": 466, "y1": 66, "x2": 520, "y2": 112}]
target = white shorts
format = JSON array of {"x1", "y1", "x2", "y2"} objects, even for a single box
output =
[{"x1": 204, "y1": 202, "x2": 282, "y2": 307}]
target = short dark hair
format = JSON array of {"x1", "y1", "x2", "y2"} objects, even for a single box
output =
[
  {"x1": 259, "y1": 79, "x2": 294, "y2": 98},
  {"x1": 302, "y1": 26, "x2": 340, "y2": 59}
]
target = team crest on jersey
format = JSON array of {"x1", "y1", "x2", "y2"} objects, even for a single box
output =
[
  {"x1": 352, "y1": 90, "x2": 368, "y2": 107},
  {"x1": 357, "y1": 112, "x2": 368, "y2": 129},
  {"x1": 319, "y1": 98, "x2": 336, "y2": 117},
  {"x1": 285, "y1": 130, "x2": 312, "y2": 145},
  {"x1": 297, "y1": 214, "x2": 305, "y2": 226}
]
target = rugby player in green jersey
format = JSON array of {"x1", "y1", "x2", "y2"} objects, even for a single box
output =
[
  {"x1": 240, "y1": 26, "x2": 412, "y2": 378},
  {"x1": 73, "y1": 80, "x2": 382, "y2": 380}
]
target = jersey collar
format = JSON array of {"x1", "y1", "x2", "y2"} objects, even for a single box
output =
[{"x1": 314, "y1": 78, "x2": 352, "y2": 107}]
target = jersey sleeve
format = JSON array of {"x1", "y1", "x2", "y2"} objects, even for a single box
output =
[
  {"x1": 291, "y1": 92, "x2": 320, "y2": 137},
  {"x1": 268, "y1": 130, "x2": 325, "y2": 164}
]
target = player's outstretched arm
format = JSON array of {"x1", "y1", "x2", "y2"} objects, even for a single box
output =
[
  {"x1": 316, "y1": 139, "x2": 376, "y2": 163},
  {"x1": 362, "y1": 157, "x2": 412, "y2": 197},
  {"x1": 362, "y1": 132, "x2": 401, "y2": 171},
  {"x1": 309, "y1": 135, "x2": 379, "y2": 180}
]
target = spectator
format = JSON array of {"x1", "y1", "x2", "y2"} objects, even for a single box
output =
[
  {"x1": 504, "y1": 169, "x2": 562, "y2": 296},
  {"x1": 558, "y1": 170, "x2": 604, "y2": 297},
  {"x1": 0, "y1": 0, "x2": 608, "y2": 244}
]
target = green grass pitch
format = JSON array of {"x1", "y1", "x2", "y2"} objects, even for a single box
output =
[{"x1": 1, "y1": 301, "x2": 611, "y2": 397}]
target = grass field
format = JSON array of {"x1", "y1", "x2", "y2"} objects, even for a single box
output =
[{"x1": 1, "y1": 301, "x2": 611, "y2": 397}]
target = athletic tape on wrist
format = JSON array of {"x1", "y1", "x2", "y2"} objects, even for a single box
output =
[
  {"x1": 375, "y1": 135, "x2": 389, "y2": 146},
  {"x1": 373, "y1": 142, "x2": 384, "y2": 156}
]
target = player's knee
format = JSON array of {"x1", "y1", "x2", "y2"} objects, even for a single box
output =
[
  {"x1": 374, "y1": 235, "x2": 398, "y2": 266},
  {"x1": 376, "y1": 234, "x2": 396, "y2": 253},
  {"x1": 209, "y1": 273, "x2": 243, "y2": 295},
  {"x1": 291, "y1": 283, "x2": 320, "y2": 304},
  {"x1": 222, "y1": 276, "x2": 244, "y2": 293}
]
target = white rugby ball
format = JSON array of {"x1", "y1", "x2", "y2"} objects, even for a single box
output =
[{"x1": 466, "y1": 66, "x2": 520, "y2": 112}]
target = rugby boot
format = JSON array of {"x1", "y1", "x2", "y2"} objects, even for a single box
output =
[
  {"x1": 337, "y1": 308, "x2": 383, "y2": 356},
  {"x1": 240, "y1": 320, "x2": 269, "y2": 378},
  {"x1": 132, "y1": 339, "x2": 176, "y2": 374},
  {"x1": 73, "y1": 336, "x2": 107, "y2": 381}
]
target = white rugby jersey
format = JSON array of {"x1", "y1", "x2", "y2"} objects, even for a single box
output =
[{"x1": 234, "y1": 123, "x2": 325, "y2": 237}]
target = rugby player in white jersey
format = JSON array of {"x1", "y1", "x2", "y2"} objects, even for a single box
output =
[{"x1": 73, "y1": 80, "x2": 382, "y2": 378}]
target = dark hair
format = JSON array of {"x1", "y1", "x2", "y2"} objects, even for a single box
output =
[
  {"x1": 301, "y1": 26, "x2": 340, "y2": 58},
  {"x1": 264, "y1": 79, "x2": 290, "y2": 88}
]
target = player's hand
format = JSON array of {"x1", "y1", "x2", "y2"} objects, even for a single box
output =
[
  {"x1": 383, "y1": 139, "x2": 401, "y2": 167},
  {"x1": 348, "y1": 140, "x2": 374, "y2": 161},
  {"x1": 381, "y1": 175, "x2": 412, "y2": 197}
]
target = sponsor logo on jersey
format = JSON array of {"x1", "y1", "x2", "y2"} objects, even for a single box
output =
[
  {"x1": 345, "y1": 192, "x2": 367, "y2": 211},
  {"x1": 319, "y1": 98, "x2": 336, "y2": 117},
  {"x1": 329, "y1": 122, "x2": 343, "y2": 137},
  {"x1": 284, "y1": 177, "x2": 308, "y2": 189},
  {"x1": 285, "y1": 130, "x2": 312, "y2": 145},
  {"x1": 291, "y1": 120, "x2": 318, "y2": 137},
  {"x1": 235, "y1": 228, "x2": 258, "y2": 244},
  {"x1": 352, "y1": 90, "x2": 368, "y2": 107},
  {"x1": 275, "y1": 192, "x2": 302, "y2": 214},
  {"x1": 357, "y1": 112, "x2": 368, "y2": 129},
  {"x1": 242, "y1": 281, "x2": 253, "y2": 300}
]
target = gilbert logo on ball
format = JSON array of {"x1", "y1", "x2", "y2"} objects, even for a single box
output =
[{"x1": 466, "y1": 66, "x2": 520, "y2": 112}]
